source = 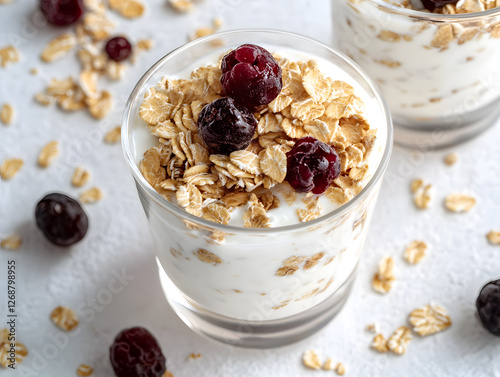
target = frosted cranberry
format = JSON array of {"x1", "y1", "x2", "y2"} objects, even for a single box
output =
[
  {"x1": 221, "y1": 44, "x2": 282, "y2": 109},
  {"x1": 40, "y1": 0, "x2": 84, "y2": 26},
  {"x1": 477, "y1": 279, "x2": 500, "y2": 336},
  {"x1": 110, "y1": 327, "x2": 167, "y2": 377},
  {"x1": 35, "y1": 193, "x2": 88, "y2": 247},
  {"x1": 197, "y1": 97, "x2": 257, "y2": 155},
  {"x1": 105, "y1": 37, "x2": 132, "y2": 62},
  {"x1": 285, "y1": 137, "x2": 341, "y2": 194},
  {"x1": 421, "y1": 0, "x2": 457, "y2": 11}
]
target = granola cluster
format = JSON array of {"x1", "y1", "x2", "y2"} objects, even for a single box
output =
[{"x1": 139, "y1": 55, "x2": 377, "y2": 227}]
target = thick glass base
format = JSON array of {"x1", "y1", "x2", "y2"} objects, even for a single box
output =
[
  {"x1": 156, "y1": 258, "x2": 356, "y2": 349},
  {"x1": 393, "y1": 99, "x2": 500, "y2": 150}
]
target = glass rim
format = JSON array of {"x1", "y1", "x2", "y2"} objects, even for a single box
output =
[
  {"x1": 121, "y1": 28, "x2": 394, "y2": 235},
  {"x1": 368, "y1": 0, "x2": 500, "y2": 20}
]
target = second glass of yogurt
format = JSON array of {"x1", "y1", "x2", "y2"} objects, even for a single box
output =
[
  {"x1": 122, "y1": 30, "x2": 393, "y2": 348},
  {"x1": 333, "y1": 0, "x2": 500, "y2": 148}
]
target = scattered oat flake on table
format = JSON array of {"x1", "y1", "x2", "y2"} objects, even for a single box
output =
[
  {"x1": 80, "y1": 187, "x2": 103, "y2": 204},
  {"x1": 0, "y1": 341, "x2": 28, "y2": 367},
  {"x1": 371, "y1": 333, "x2": 389, "y2": 353},
  {"x1": 387, "y1": 326, "x2": 412, "y2": 355},
  {"x1": 322, "y1": 357, "x2": 335, "y2": 371},
  {"x1": 104, "y1": 126, "x2": 121, "y2": 143},
  {"x1": 411, "y1": 178, "x2": 424, "y2": 193},
  {"x1": 0, "y1": 45, "x2": 20, "y2": 68},
  {"x1": 108, "y1": 0, "x2": 145, "y2": 18},
  {"x1": 372, "y1": 256, "x2": 395, "y2": 294},
  {"x1": 169, "y1": 0, "x2": 193, "y2": 13},
  {"x1": 414, "y1": 183, "x2": 433, "y2": 210},
  {"x1": 34, "y1": 92, "x2": 54, "y2": 106},
  {"x1": 38, "y1": 141, "x2": 60, "y2": 168},
  {"x1": 72, "y1": 166, "x2": 91, "y2": 187},
  {"x1": 444, "y1": 193, "x2": 476, "y2": 213},
  {"x1": 366, "y1": 322, "x2": 379, "y2": 334},
  {"x1": 137, "y1": 39, "x2": 154, "y2": 50},
  {"x1": 88, "y1": 90, "x2": 113, "y2": 119},
  {"x1": 0, "y1": 158, "x2": 23, "y2": 180},
  {"x1": 30, "y1": 67, "x2": 39, "y2": 75},
  {"x1": 336, "y1": 362, "x2": 347, "y2": 376},
  {"x1": 0, "y1": 234, "x2": 22, "y2": 250},
  {"x1": 41, "y1": 33, "x2": 77, "y2": 63},
  {"x1": 187, "y1": 353, "x2": 202, "y2": 360},
  {"x1": 487, "y1": 231, "x2": 500, "y2": 245},
  {"x1": 302, "y1": 350, "x2": 321, "y2": 370},
  {"x1": 193, "y1": 27, "x2": 216, "y2": 40},
  {"x1": 404, "y1": 240, "x2": 428, "y2": 264},
  {"x1": 0, "y1": 103, "x2": 14, "y2": 125},
  {"x1": 50, "y1": 306, "x2": 79, "y2": 331},
  {"x1": 444, "y1": 152, "x2": 458, "y2": 166},
  {"x1": 409, "y1": 304, "x2": 452, "y2": 336},
  {"x1": 76, "y1": 364, "x2": 94, "y2": 376}
]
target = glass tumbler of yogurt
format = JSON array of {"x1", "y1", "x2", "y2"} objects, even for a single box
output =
[
  {"x1": 122, "y1": 30, "x2": 393, "y2": 348},
  {"x1": 333, "y1": 0, "x2": 500, "y2": 148}
]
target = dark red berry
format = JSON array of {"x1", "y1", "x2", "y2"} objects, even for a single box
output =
[
  {"x1": 197, "y1": 97, "x2": 257, "y2": 155},
  {"x1": 221, "y1": 44, "x2": 282, "y2": 109},
  {"x1": 35, "y1": 193, "x2": 88, "y2": 247},
  {"x1": 40, "y1": 0, "x2": 84, "y2": 27},
  {"x1": 285, "y1": 136, "x2": 341, "y2": 195},
  {"x1": 420, "y1": 0, "x2": 457, "y2": 11},
  {"x1": 476, "y1": 279, "x2": 500, "y2": 336},
  {"x1": 110, "y1": 327, "x2": 166, "y2": 377},
  {"x1": 105, "y1": 37, "x2": 132, "y2": 62}
]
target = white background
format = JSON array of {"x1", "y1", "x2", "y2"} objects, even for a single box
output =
[{"x1": 1, "y1": 0, "x2": 500, "y2": 376}]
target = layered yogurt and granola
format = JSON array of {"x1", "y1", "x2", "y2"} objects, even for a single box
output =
[
  {"x1": 334, "y1": 0, "x2": 500, "y2": 130},
  {"x1": 131, "y1": 43, "x2": 387, "y2": 320}
]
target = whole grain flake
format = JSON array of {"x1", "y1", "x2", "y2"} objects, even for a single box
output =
[
  {"x1": 302, "y1": 350, "x2": 321, "y2": 370},
  {"x1": 50, "y1": 306, "x2": 79, "y2": 331},
  {"x1": 444, "y1": 193, "x2": 476, "y2": 212},
  {"x1": 76, "y1": 364, "x2": 94, "y2": 376},
  {"x1": 72, "y1": 166, "x2": 91, "y2": 187},
  {"x1": 404, "y1": 240, "x2": 428, "y2": 264},
  {"x1": 409, "y1": 303, "x2": 452, "y2": 336},
  {"x1": 487, "y1": 231, "x2": 500, "y2": 245},
  {"x1": 372, "y1": 256, "x2": 395, "y2": 294},
  {"x1": 0, "y1": 45, "x2": 20, "y2": 67},
  {"x1": 0, "y1": 103, "x2": 14, "y2": 125},
  {"x1": 371, "y1": 333, "x2": 389, "y2": 353},
  {"x1": 387, "y1": 326, "x2": 412, "y2": 355},
  {"x1": 104, "y1": 126, "x2": 121, "y2": 143},
  {"x1": 0, "y1": 158, "x2": 23, "y2": 180},
  {"x1": 0, "y1": 234, "x2": 22, "y2": 250},
  {"x1": 38, "y1": 141, "x2": 60, "y2": 168},
  {"x1": 336, "y1": 362, "x2": 347, "y2": 376},
  {"x1": 80, "y1": 187, "x2": 103, "y2": 203}
]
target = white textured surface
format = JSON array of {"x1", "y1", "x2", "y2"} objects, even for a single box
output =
[{"x1": 0, "y1": 0, "x2": 499, "y2": 376}]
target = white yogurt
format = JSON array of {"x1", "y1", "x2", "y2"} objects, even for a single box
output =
[
  {"x1": 334, "y1": 0, "x2": 500, "y2": 123},
  {"x1": 131, "y1": 46, "x2": 387, "y2": 320}
]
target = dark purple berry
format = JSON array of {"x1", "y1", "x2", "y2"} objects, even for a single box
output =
[
  {"x1": 40, "y1": 0, "x2": 84, "y2": 27},
  {"x1": 197, "y1": 97, "x2": 257, "y2": 155},
  {"x1": 285, "y1": 136, "x2": 341, "y2": 195},
  {"x1": 420, "y1": 0, "x2": 457, "y2": 11},
  {"x1": 105, "y1": 37, "x2": 132, "y2": 62},
  {"x1": 109, "y1": 327, "x2": 167, "y2": 377},
  {"x1": 221, "y1": 44, "x2": 282, "y2": 109},
  {"x1": 35, "y1": 193, "x2": 88, "y2": 247},
  {"x1": 476, "y1": 279, "x2": 500, "y2": 336}
]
